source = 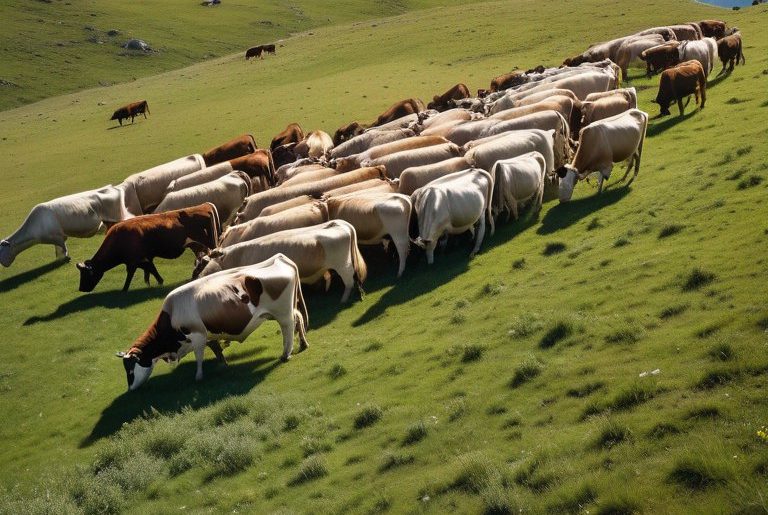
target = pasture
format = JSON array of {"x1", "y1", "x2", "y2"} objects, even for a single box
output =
[{"x1": 1, "y1": 0, "x2": 767, "y2": 513}]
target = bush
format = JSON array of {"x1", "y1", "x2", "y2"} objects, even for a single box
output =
[
  {"x1": 328, "y1": 363, "x2": 347, "y2": 379},
  {"x1": 509, "y1": 357, "x2": 543, "y2": 388},
  {"x1": 659, "y1": 224, "x2": 684, "y2": 238},
  {"x1": 402, "y1": 421, "x2": 428, "y2": 445},
  {"x1": 461, "y1": 344, "x2": 485, "y2": 363},
  {"x1": 288, "y1": 456, "x2": 328, "y2": 486},
  {"x1": 354, "y1": 404, "x2": 383, "y2": 429},
  {"x1": 682, "y1": 268, "x2": 716, "y2": 291},
  {"x1": 508, "y1": 314, "x2": 543, "y2": 339},
  {"x1": 379, "y1": 451, "x2": 415, "y2": 472},
  {"x1": 211, "y1": 396, "x2": 251, "y2": 426},
  {"x1": 543, "y1": 242, "x2": 567, "y2": 256}
]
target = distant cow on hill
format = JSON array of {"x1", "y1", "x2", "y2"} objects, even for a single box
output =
[
  {"x1": 245, "y1": 46, "x2": 264, "y2": 60},
  {"x1": 262, "y1": 44, "x2": 276, "y2": 55},
  {"x1": 110, "y1": 100, "x2": 150, "y2": 126}
]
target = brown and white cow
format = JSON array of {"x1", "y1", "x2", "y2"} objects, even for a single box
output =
[
  {"x1": 202, "y1": 134, "x2": 257, "y2": 166},
  {"x1": 411, "y1": 168, "x2": 494, "y2": 264},
  {"x1": 427, "y1": 83, "x2": 471, "y2": 111},
  {"x1": 229, "y1": 150, "x2": 276, "y2": 188},
  {"x1": 333, "y1": 135, "x2": 450, "y2": 172},
  {"x1": 195, "y1": 220, "x2": 367, "y2": 303},
  {"x1": 154, "y1": 172, "x2": 251, "y2": 225},
  {"x1": 110, "y1": 100, "x2": 150, "y2": 126},
  {"x1": 119, "y1": 254, "x2": 308, "y2": 389},
  {"x1": 717, "y1": 32, "x2": 745, "y2": 75},
  {"x1": 294, "y1": 130, "x2": 334, "y2": 160},
  {"x1": 557, "y1": 108, "x2": 648, "y2": 201},
  {"x1": 77, "y1": 203, "x2": 220, "y2": 292},
  {"x1": 652, "y1": 60, "x2": 706, "y2": 116},
  {"x1": 219, "y1": 201, "x2": 329, "y2": 248},
  {"x1": 490, "y1": 152, "x2": 547, "y2": 221},
  {"x1": 119, "y1": 154, "x2": 207, "y2": 215},
  {"x1": 271, "y1": 123, "x2": 305, "y2": 151}
]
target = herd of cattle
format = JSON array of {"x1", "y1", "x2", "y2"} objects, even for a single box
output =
[{"x1": 3, "y1": 19, "x2": 744, "y2": 390}]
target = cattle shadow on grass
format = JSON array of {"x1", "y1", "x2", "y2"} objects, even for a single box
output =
[
  {"x1": 537, "y1": 186, "x2": 630, "y2": 235},
  {"x1": 22, "y1": 282, "x2": 181, "y2": 325},
  {"x1": 81, "y1": 355, "x2": 280, "y2": 447},
  {"x1": 0, "y1": 260, "x2": 67, "y2": 294},
  {"x1": 646, "y1": 110, "x2": 697, "y2": 138},
  {"x1": 706, "y1": 73, "x2": 730, "y2": 89},
  {"x1": 106, "y1": 124, "x2": 134, "y2": 131}
]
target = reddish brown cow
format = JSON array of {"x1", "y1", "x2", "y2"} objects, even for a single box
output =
[
  {"x1": 76, "y1": 203, "x2": 220, "y2": 292},
  {"x1": 110, "y1": 100, "x2": 150, "y2": 126},
  {"x1": 333, "y1": 121, "x2": 366, "y2": 146},
  {"x1": 698, "y1": 20, "x2": 727, "y2": 39},
  {"x1": 271, "y1": 143, "x2": 298, "y2": 169},
  {"x1": 245, "y1": 46, "x2": 263, "y2": 60},
  {"x1": 427, "y1": 83, "x2": 471, "y2": 111},
  {"x1": 490, "y1": 72, "x2": 527, "y2": 92},
  {"x1": 229, "y1": 150, "x2": 275, "y2": 186},
  {"x1": 371, "y1": 98, "x2": 425, "y2": 127},
  {"x1": 477, "y1": 88, "x2": 490, "y2": 98},
  {"x1": 203, "y1": 134, "x2": 257, "y2": 166},
  {"x1": 262, "y1": 44, "x2": 276, "y2": 55},
  {"x1": 271, "y1": 123, "x2": 305, "y2": 151},
  {"x1": 639, "y1": 42, "x2": 681, "y2": 77},
  {"x1": 717, "y1": 32, "x2": 745, "y2": 75},
  {"x1": 653, "y1": 60, "x2": 706, "y2": 116}
]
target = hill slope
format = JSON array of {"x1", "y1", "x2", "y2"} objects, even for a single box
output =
[{"x1": 1, "y1": 0, "x2": 767, "y2": 513}]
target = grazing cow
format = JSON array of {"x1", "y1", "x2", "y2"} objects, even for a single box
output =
[
  {"x1": 420, "y1": 118, "x2": 470, "y2": 138},
  {"x1": 717, "y1": 32, "x2": 745, "y2": 75},
  {"x1": 370, "y1": 98, "x2": 425, "y2": 128},
  {"x1": 328, "y1": 128, "x2": 415, "y2": 159},
  {"x1": 118, "y1": 254, "x2": 308, "y2": 390},
  {"x1": 482, "y1": 111, "x2": 571, "y2": 142},
  {"x1": 327, "y1": 192, "x2": 412, "y2": 277},
  {"x1": 333, "y1": 121, "x2": 366, "y2": 146},
  {"x1": 363, "y1": 142, "x2": 463, "y2": 179},
  {"x1": 615, "y1": 35, "x2": 667, "y2": 77},
  {"x1": 276, "y1": 162, "x2": 327, "y2": 185},
  {"x1": 581, "y1": 95, "x2": 635, "y2": 127},
  {"x1": 219, "y1": 201, "x2": 329, "y2": 248},
  {"x1": 633, "y1": 26, "x2": 678, "y2": 41},
  {"x1": 262, "y1": 44, "x2": 276, "y2": 55},
  {"x1": 369, "y1": 113, "x2": 421, "y2": 132},
  {"x1": 506, "y1": 88, "x2": 580, "y2": 109},
  {"x1": 245, "y1": 46, "x2": 264, "y2": 60},
  {"x1": 236, "y1": 166, "x2": 386, "y2": 222},
  {"x1": 439, "y1": 119, "x2": 497, "y2": 146},
  {"x1": 557, "y1": 108, "x2": 648, "y2": 201},
  {"x1": 0, "y1": 186, "x2": 131, "y2": 267},
  {"x1": 411, "y1": 168, "x2": 494, "y2": 264},
  {"x1": 165, "y1": 162, "x2": 234, "y2": 195},
  {"x1": 229, "y1": 150, "x2": 275, "y2": 187},
  {"x1": 119, "y1": 154, "x2": 207, "y2": 215},
  {"x1": 490, "y1": 152, "x2": 547, "y2": 221},
  {"x1": 77, "y1": 203, "x2": 220, "y2": 292},
  {"x1": 202, "y1": 134, "x2": 257, "y2": 166},
  {"x1": 639, "y1": 42, "x2": 681, "y2": 76},
  {"x1": 698, "y1": 20, "x2": 728, "y2": 40},
  {"x1": 271, "y1": 123, "x2": 305, "y2": 151},
  {"x1": 398, "y1": 157, "x2": 473, "y2": 195},
  {"x1": 428, "y1": 83, "x2": 471, "y2": 111},
  {"x1": 154, "y1": 172, "x2": 252, "y2": 226},
  {"x1": 110, "y1": 100, "x2": 150, "y2": 126},
  {"x1": 679, "y1": 38, "x2": 718, "y2": 76},
  {"x1": 417, "y1": 108, "x2": 478, "y2": 132},
  {"x1": 294, "y1": 130, "x2": 334, "y2": 159},
  {"x1": 584, "y1": 87, "x2": 638, "y2": 107},
  {"x1": 652, "y1": 60, "x2": 706, "y2": 116},
  {"x1": 464, "y1": 128, "x2": 565, "y2": 176},
  {"x1": 563, "y1": 36, "x2": 634, "y2": 67},
  {"x1": 490, "y1": 72, "x2": 527, "y2": 92},
  {"x1": 492, "y1": 71, "x2": 616, "y2": 113},
  {"x1": 260, "y1": 195, "x2": 316, "y2": 217},
  {"x1": 490, "y1": 97, "x2": 576, "y2": 128},
  {"x1": 334, "y1": 135, "x2": 450, "y2": 172},
  {"x1": 195, "y1": 220, "x2": 367, "y2": 303},
  {"x1": 323, "y1": 178, "x2": 399, "y2": 198},
  {"x1": 271, "y1": 143, "x2": 298, "y2": 170},
  {"x1": 667, "y1": 24, "x2": 701, "y2": 41},
  {"x1": 280, "y1": 167, "x2": 339, "y2": 187}
]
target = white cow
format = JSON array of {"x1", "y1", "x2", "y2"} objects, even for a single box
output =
[
  {"x1": 398, "y1": 157, "x2": 473, "y2": 196},
  {"x1": 119, "y1": 154, "x2": 206, "y2": 215},
  {"x1": 615, "y1": 35, "x2": 667, "y2": 77},
  {"x1": 411, "y1": 168, "x2": 494, "y2": 264},
  {"x1": 118, "y1": 254, "x2": 309, "y2": 390},
  {"x1": 363, "y1": 142, "x2": 463, "y2": 179},
  {"x1": 154, "y1": 171, "x2": 251, "y2": 226},
  {"x1": 165, "y1": 162, "x2": 234, "y2": 195},
  {"x1": 219, "y1": 201, "x2": 330, "y2": 248},
  {"x1": 0, "y1": 185, "x2": 131, "y2": 267},
  {"x1": 490, "y1": 152, "x2": 547, "y2": 220},
  {"x1": 464, "y1": 128, "x2": 566, "y2": 175},
  {"x1": 294, "y1": 130, "x2": 334, "y2": 159},
  {"x1": 679, "y1": 38, "x2": 718, "y2": 76},
  {"x1": 328, "y1": 128, "x2": 416, "y2": 159}
]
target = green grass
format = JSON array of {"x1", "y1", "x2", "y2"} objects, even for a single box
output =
[{"x1": 1, "y1": 0, "x2": 767, "y2": 513}]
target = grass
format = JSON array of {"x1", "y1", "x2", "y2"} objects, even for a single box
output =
[
  {"x1": 354, "y1": 404, "x2": 383, "y2": 429},
  {"x1": 402, "y1": 421, "x2": 428, "y2": 446},
  {"x1": 538, "y1": 321, "x2": 573, "y2": 349},
  {"x1": 509, "y1": 356, "x2": 543, "y2": 388},
  {"x1": 1, "y1": 0, "x2": 768, "y2": 513}
]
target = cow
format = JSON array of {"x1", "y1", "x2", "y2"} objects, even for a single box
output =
[
  {"x1": 154, "y1": 172, "x2": 252, "y2": 226},
  {"x1": 615, "y1": 35, "x2": 667, "y2": 78},
  {"x1": 228, "y1": 150, "x2": 275, "y2": 187},
  {"x1": 679, "y1": 38, "x2": 718, "y2": 76},
  {"x1": 276, "y1": 162, "x2": 328, "y2": 185},
  {"x1": 245, "y1": 46, "x2": 263, "y2": 60},
  {"x1": 280, "y1": 167, "x2": 339, "y2": 188},
  {"x1": 698, "y1": 20, "x2": 728, "y2": 40},
  {"x1": 563, "y1": 36, "x2": 634, "y2": 67},
  {"x1": 328, "y1": 128, "x2": 415, "y2": 159},
  {"x1": 326, "y1": 192, "x2": 412, "y2": 277},
  {"x1": 271, "y1": 143, "x2": 298, "y2": 170},
  {"x1": 652, "y1": 60, "x2": 706, "y2": 116},
  {"x1": 219, "y1": 201, "x2": 329, "y2": 248},
  {"x1": 482, "y1": 111, "x2": 571, "y2": 143},
  {"x1": 427, "y1": 83, "x2": 471, "y2": 111},
  {"x1": 717, "y1": 32, "x2": 745, "y2": 75},
  {"x1": 333, "y1": 135, "x2": 450, "y2": 173},
  {"x1": 411, "y1": 168, "x2": 494, "y2": 264},
  {"x1": 0, "y1": 186, "x2": 131, "y2": 267},
  {"x1": 419, "y1": 118, "x2": 470, "y2": 139},
  {"x1": 77, "y1": 203, "x2": 220, "y2": 292},
  {"x1": 110, "y1": 100, "x2": 150, "y2": 126},
  {"x1": 370, "y1": 98, "x2": 425, "y2": 128},
  {"x1": 118, "y1": 253, "x2": 308, "y2": 390},
  {"x1": 505, "y1": 88, "x2": 581, "y2": 109},
  {"x1": 440, "y1": 119, "x2": 498, "y2": 146},
  {"x1": 490, "y1": 71, "x2": 616, "y2": 114},
  {"x1": 271, "y1": 123, "x2": 305, "y2": 152},
  {"x1": 639, "y1": 42, "x2": 681, "y2": 76},
  {"x1": 556, "y1": 108, "x2": 648, "y2": 201},
  {"x1": 417, "y1": 108, "x2": 478, "y2": 132},
  {"x1": 584, "y1": 87, "x2": 638, "y2": 107},
  {"x1": 194, "y1": 220, "x2": 367, "y2": 303},
  {"x1": 333, "y1": 121, "x2": 366, "y2": 146},
  {"x1": 202, "y1": 134, "x2": 257, "y2": 166},
  {"x1": 363, "y1": 142, "x2": 463, "y2": 179},
  {"x1": 581, "y1": 94, "x2": 635, "y2": 127},
  {"x1": 667, "y1": 24, "x2": 701, "y2": 41},
  {"x1": 490, "y1": 152, "x2": 547, "y2": 221},
  {"x1": 489, "y1": 71, "x2": 527, "y2": 92},
  {"x1": 119, "y1": 154, "x2": 207, "y2": 215},
  {"x1": 398, "y1": 157, "x2": 473, "y2": 195},
  {"x1": 260, "y1": 195, "x2": 316, "y2": 217},
  {"x1": 322, "y1": 178, "x2": 399, "y2": 198},
  {"x1": 164, "y1": 162, "x2": 234, "y2": 195},
  {"x1": 262, "y1": 43, "x2": 276, "y2": 55},
  {"x1": 633, "y1": 26, "x2": 678, "y2": 42},
  {"x1": 465, "y1": 128, "x2": 567, "y2": 176},
  {"x1": 369, "y1": 113, "x2": 421, "y2": 132},
  {"x1": 294, "y1": 130, "x2": 334, "y2": 159}
]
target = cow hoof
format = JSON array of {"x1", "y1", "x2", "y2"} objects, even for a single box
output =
[
  {"x1": 280, "y1": 354, "x2": 291, "y2": 363},
  {"x1": 299, "y1": 344, "x2": 308, "y2": 352}
]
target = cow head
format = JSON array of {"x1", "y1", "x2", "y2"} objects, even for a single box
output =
[
  {"x1": 76, "y1": 260, "x2": 104, "y2": 292},
  {"x1": 556, "y1": 166, "x2": 579, "y2": 203},
  {"x1": 117, "y1": 350, "x2": 155, "y2": 391},
  {"x1": 0, "y1": 240, "x2": 13, "y2": 267}
]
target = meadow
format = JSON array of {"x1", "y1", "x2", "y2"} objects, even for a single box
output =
[{"x1": 1, "y1": 0, "x2": 767, "y2": 513}]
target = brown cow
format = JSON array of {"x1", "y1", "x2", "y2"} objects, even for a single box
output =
[
  {"x1": 110, "y1": 100, "x2": 150, "y2": 126},
  {"x1": 717, "y1": 32, "x2": 745, "y2": 75},
  {"x1": 76, "y1": 203, "x2": 220, "y2": 292},
  {"x1": 203, "y1": 134, "x2": 257, "y2": 166},
  {"x1": 490, "y1": 72, "x2": 526, "y2": 92},
  {"x1": 262, "y1": 44, "x2": 276, "y2": 55},
  {"x1": 271, "y1": 142, "x2": 298, "y2": 169},
  {"x1": 271, "y1": 123, "x2": 305, "y2": 151},
  {"x1": 245, "y1": 46, "x2": 263, "y2": 60},
  {"x1": 427, "y1": 83, "x2": 471, "y2": 111},
  {"x1": 229, "y1": 150, "x2": 275, "y2": 186},
  {"x1": 333, "y1": 121, "x2": 366, "y2": 146},
  {"x1": 653, "y1": 60, "x2": 706, "y2": 116},
  {"x1": 639, "y1": 42, "x2": 681, "y2": 77},
  {"x1": 698, "y1": 20, "x2": 727, "y2": 39},
  {"x1": 371, "y1": 98, "x2": 425, "y2": 127}
]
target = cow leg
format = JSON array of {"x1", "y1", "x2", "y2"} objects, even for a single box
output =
[
  {"x1": 617, "y1": 156, "x2": 635, "y2": 184},
  {"x1": 392, "y1": 236, "x2": 409, "y2": 278},
  {"x1": 206, "y1": 340, "x2": 228, "y2": 365},
  {"x1": 145, "y1": 260, "x2": 164, "y2": 285},
  {"x1": 279, "y1": 321, "x2": 294, "y2": 362},
  {"x1": 123, "y1": 264, "x2": 137, "y2": 291},
  {"x1": 194, "y1": 344, "x2": 205, "y2": 381},
  {"x1": 294, "y1": 310, "x2": 309, "y2": 352},
  {"x1": 470, "y1": 215, "x2": 486, "y2": 258},
  {"x1": 677, "y1": 98, "x2": 685, "y2": 117},
  {"x1": 54, "y1": 241, "x2": 69, "y2": 262},
  {"x1": 340, "y1": 272, "x2": 354, "y2": 303},
  {"x1": 425, "y1": 241, "x2": 437, "y2": 265}
]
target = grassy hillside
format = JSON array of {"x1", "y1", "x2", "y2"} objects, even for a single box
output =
[
  {"x1": 1, "y1": 0, "x2": 767, "y2": 513},
  {"x1": 0, "y1": 0, "x2": 477, "y2": 111}
]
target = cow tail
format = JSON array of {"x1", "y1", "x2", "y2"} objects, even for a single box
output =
[
  {"x1": 738, "y1": 39, "x2": 745, "y2": 65},
  {"x1": 207, "y1": 202, "x2": 221, "y2": 247},
  {"x1": 266, "y1": 148, "x2": 276, "y2": 186},
  {"x1": 484, "y1": 169, "x2": 495, "y2": 237},
  {"x1": 144, "y1": 101, "x2": 150, "y2": 115},
  {"x1": 234, "y1": 170, "x2": 252, "y2": 197},
  {"x1": 295, "y1": 269, "x2": 309, "y2": 331},
  {"x1": 348, "y1": 224, "x2": 367, "y2": 297}
]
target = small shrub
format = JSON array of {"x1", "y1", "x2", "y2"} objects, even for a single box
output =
[
  {"x1": 695, "y1": 367, "x2": 738, "y2": 389},
  {"x1": 539, "y1": 321, "x2": 573, "y2": 348},
  {"x1": 363, "y1": 341, "x2": 383, "y2": 352},
  {"x1": 65, "y1": 473, "x2": 125, "y2": 514},
  {"x1": 461, "y1": 344, "x2": 485, "y2": 363},
  {"x1": 450, "y1": 312, "x2": 467, "y2": 325},
  {"x1": 328, "y1": 363, "x2": 347, "y2": 379},
  {"x1": 668, "y1": 456, "x2": 728, "y2": 490},
  {"x1": 580, "y1": 402, "x2": 605, "y2": 420},
  {"x1": 737, "y1": 175, "x2": 763, "y2": 190},
  {"x1": 593, "y1": 419, "x2": 631, "y2": 449},
  {"x1": 211, "y1": 397, "x2": 251, "y2": 426},
  {"x1": 509, "y1": 356, "x2": 543, "y2": 388},
  {"x1": 658, "y1": 224, "x2": 684, "y2": 238},
  {"x1": 543, "y1": 242, "x2": 567, "y2": 256},
  {"x1": 736, "y1": 145, "x2": 753, "y2": 157},
  {"x1": 508, "y1": 313, "x2": 543, "y2": 339},
  {"x1": 481, "y1": 282, "x2": 504, "y2": 296},
  {"x1": 659, "y1": 304, "x2": 688, "y2": 319},
  {"x1": 447, "y1": 398, "x2": 467, "y2": 422},
  {"x1": 608, "y1": 383, "x2": 655, "y2": 411},
  {"x1": 209, "y1": 438, "x2": 256, "y2": 477},
  {"x1": 566, "y1": 381, "x2": 605, "y2": 398},
  {"x1": 514, "y1": 455, "x2": 556, "y2": 492},
  {"x1": 354, "y1": 404, "x2": 383, "y2": 429},
  {"x1": 402, "y1": 421, "x2": 428, "y2": 445},
  {"x1": 682, "y1": 268, "x2": 716, "y2": 291},
  {"x1": 283, "y1": 413, "x2": 302, "y2": 432},
  {"x1": 604, "y1": 326, "x2": 641, "y2": 344},
  {"x1": 501, "y1": 417, "x2": 521, "y2": 429},
  {"x1": 379, "y1": 451, "x2": 415, "y2": 472},
  {"x1": 300, "y1": 435, "x2": 333, "y2": 457},
  {"x1": 613, "y1": 237, "x2": 630, "y2": 248},
  {"x1": 512, "y1": 258, "x2": 526, "y2": 269},
  {"x1": 288, "y1": 455, "x2": 328, "y2": 486},
  {"x1": 648, "y1": 422, "x2": 681, "y2": 439}
]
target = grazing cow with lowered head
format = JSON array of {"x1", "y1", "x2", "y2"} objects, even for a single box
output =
[
  {"x1": 698, "y1": 20, "x2": 728, "y2": 40},
  {"x1": 262, "y1": 44, "x2": 276, "y2": 55},
  {"x1": 245, "y1": 46, "x2": 263, "y2": 60},
  {"x1": 639, "y1": 42, "x2": 681, "y2": 76},
  {"x1": 294, "y1": 130, "x2": 334, "y2": 159},
  {"x1": 398, "y1": 157, "x2": 472, "y2": 196},
  {"x1": 219, "y1": 201, "x2": 329, "y2": 248},
  {"x1": 411, "y1": 168, "x2": 494, "y2": 264},
  {"x1": 154, "y1": 172, "x2": 252, "y2": 226},
  {"x1": 334, "y1": 135, "x2": 450, "y2": 173},
  {"x1": 652, "y1": 60, "x2": 706, "y2": 116},
  {"x1": 119, "y1": 154, "x2": 207, "y2": 215},
  {"x1": 229, "y1": 150, "x2": 275, "y2": 187},
  {"x1": 491, "y1": 151, "x2": 548, "y2": 221},
  {"x1": 615, "y1": 35, "x2": 666, "y2": 78},
  {"x1": 717, "y1": 32, "x2": 745, "y2": 75},
  {"x1": 333, "y1": 121, "x2": 366, "y2": 146},
  {"x1": 427, "y1": 83, "x2": 471, "y2": 111},
  {"x1": 110, "y1": 100, "x2": 150, "y2": 126},
  {"x1": 77, "y1": 203, "x2": 220, "y2": 292},
  {"x1": 489, "y1": 71, "x2": 527, "y2": 92},
  {"x1": 271, "y1": 123, "x2": 305, "y2": 151},
  {"x1": 328, "y1": 128, "x2": 415, "y2": 159},
  {"x1": 118, "y1": 254, "x2": 308, "y2": 389},
  {"x1": 202, "y1": 134, "x2": 257, "y2": 166},
  {"x1": 371, "y1": 98, "x2": 425, "y2": 128},
  {"x1": 557, "y1": 109, "x2": 648, "y2": 201},
  {"x1": 363, "y1": 142, "x2": 463, "y2": 179}
]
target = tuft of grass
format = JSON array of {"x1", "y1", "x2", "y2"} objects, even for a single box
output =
[
  {"x1": 354, "y1": 404, "x2": 383, "y2": 429},
  {"x1": 607, "y1": 383, "x2": 655, "y2": 411},
  {"x1": 446, "y1": 397, "x2": 467, "y2": 422},
  {"x1": 648, "y1": 422, "x2": 681, "y2": 439},
  {"x1": 509, "y1": 356, "x2": 543, "y2": 388},
  {"x1": 613, "y1": 237, "x2": 630, "y2": 248},
  {"x1": 595, "y1": 495, "x2": 641, "y2": 515},
  {"x1": 328, "y1": 363, "x2": 347, "y2": 380},
  {"x1": 486, "y1": 403, "x2": 507, "y2": 416},
  {"x1": 480, "y1": 483, "x2": 517, "y2": 514},
  {"x1": 501, "y1": 416, "x2": 522, "y2": 429},
  {"x1": 658, "y1": 224, "x2": 684, "y2": 238},
  {"x1": 668, "y1": 455, "x2": 729, "y2": 490},
  {"x1": 682, "y1": 268, "x2": 716, "y2": 291},
  {"x1": 480, "y1": 281, "x2": 504, "y2": 296},
  {"x1": 363, "y1": 341, "x2": 383, "y2": 352},
  {"x1": 566, "y1": 381, "x2": 605, "y2": 398},
  {"x1": 209, "y1": 438, "x2": 257, "y2": 477},
  {"x1": 402, "y1": 421, "x2": 428, "y2": 446},
  {"x1": 450, "y1": 312, "x2": 467, "y2": 325},
  {"x1": 512, "y1": 258, "x2": 526, "y2": 269},
  {"x1": 695, "y1": 367, "x2": 739, "y2": 389},
  {"x1": 379, "y1": 451, "x2": 415, "y2": 472},
  {"x1": 659, "y1": 304, "x2": 689, "y2": 319},
  {"x1": 288, "y1": 455, "x2": 329, "y2": 486},
  {"x1": 461, "y1": 344, "x2": 485, "y2": 363},
  {"x1": 737, "y1": 175, "x2": 763, "y2": 190},
  {"x1": 539, "y1": 321, "x2": 573, "y2": 349},
  {"x1": 735, "y1": 145, "x2": 753, "y2": 157},
  {"x1": 514, "y1": 454, "x2": 557, "y2": 493},
  {"x1": 604, "y1": 326, "x2": 641, "y2": 345},
  {"x1": 450, "y1": 452, "x2": 504, "y2": 494},
  {"x1": 695, "y1": 323, "x2": 722, "y2": 339},
  {"x1": 587, "y1": 217, "x2": 602, "y2": 231},
  {"x1": 547, "y1": 483, "x2": 597, "y2": 514},
  {"x1": 542, "y1": 242, "x2": 567, "y2": 256},
  {"x1": 211, "y1": 397, "x2": 251, "y2": 426},
  {"x1": 684, "y1": 406, "x2": 721, "y2": 420},
  {"x1": 593, "y1": 419, "x2": 631, "y2": 449},
  {"x1": 508, "y1": 313, "x2": 543, "y2": 339},
  {"x1": 283, "y1": 413, "x2": 302, "y2": 432}
]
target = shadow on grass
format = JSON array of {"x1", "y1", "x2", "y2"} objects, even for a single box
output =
[
  {"x1": 647, "y1": 110, "x2": 697, "y2": 137},
  {"x1": 106, "y1": 124, "x2": 134, "y2": 131},
  {"x1": 707, "y1": 72, "x2": 730, "y2": 90},
  {"x1": 0, "y1": 260, "x2": 67, "y2": 293},
  {"x1": 23, "y1": 281, "x2": 181, "y2": 325},
  {"x1": 81, "y1": 356, "x2": 280, "y2": 446},
  {"x1": 537, "y1": 187, "x2": 630, "y2": 235}
]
